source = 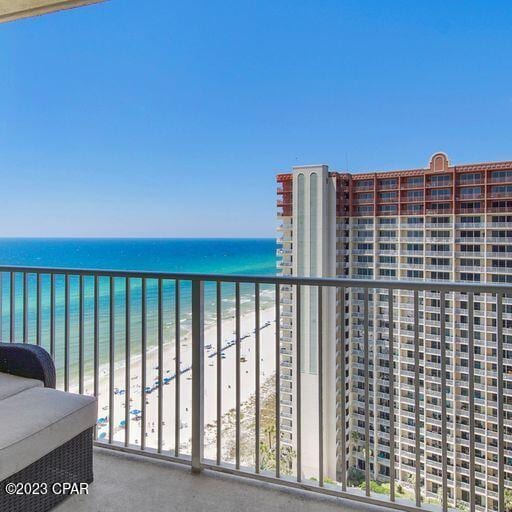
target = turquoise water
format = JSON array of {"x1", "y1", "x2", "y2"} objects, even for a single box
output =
[
  {"x1": 0, "y1": 238, "x2": 277, "y2": 274},
  {"x1": 0, "y1": 238, "x2": 278, "y2": 381}
]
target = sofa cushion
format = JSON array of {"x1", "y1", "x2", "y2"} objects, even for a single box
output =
[
  {"x1": 0, "y1": 371, "x2": 43, "y2": 400},
  {"x1": 0, "y1": 387, "x2": 97, "y2": 481}
]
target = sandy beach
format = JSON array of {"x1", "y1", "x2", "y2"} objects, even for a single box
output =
[{"x1": 74, "y1": 305, "x2": 277, "y2": 462}]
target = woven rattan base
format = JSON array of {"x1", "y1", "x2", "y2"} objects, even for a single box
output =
[{"x1": 0, "y1": 427, "x2": 93, "y2": 512}]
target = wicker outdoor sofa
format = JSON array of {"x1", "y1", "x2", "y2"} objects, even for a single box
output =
[{"x1": 0, "y1": 343, "x2": 97, "y2": 512}]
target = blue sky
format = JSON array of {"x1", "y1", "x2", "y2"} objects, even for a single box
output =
[{"x1": 1, "y1": 0, "x2": 511, "y2": 237}]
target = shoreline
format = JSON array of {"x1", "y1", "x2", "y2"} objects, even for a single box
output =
[{"x1": 74, "y1": 305, "x2": 278, "y2": 456}]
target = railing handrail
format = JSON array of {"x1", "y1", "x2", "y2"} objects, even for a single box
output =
[{"x1": 0, "y1": 264, "x2": 510, "y2": 293}]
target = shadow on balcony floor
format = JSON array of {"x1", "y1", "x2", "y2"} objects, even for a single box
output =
[{"x1": 55, "y1": 448, "x2": 383, "y2": 512}]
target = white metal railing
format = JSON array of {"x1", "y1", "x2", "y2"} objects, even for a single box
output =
[{"x1": 0, "y1": 265, "x2": 511, "y2": 512}]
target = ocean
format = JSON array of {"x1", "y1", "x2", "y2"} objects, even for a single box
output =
[{"x1": 0, "y1": 238, "x2": 278, "y2": 380}]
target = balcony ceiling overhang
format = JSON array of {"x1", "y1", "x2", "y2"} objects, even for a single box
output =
[{"x1": 0, "y1": 0, "x2": 105, "y2": 23}]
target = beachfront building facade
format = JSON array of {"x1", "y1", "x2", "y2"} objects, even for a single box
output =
[{"x1": 276, "y1": 152, "x2": 512, "y2": 511}]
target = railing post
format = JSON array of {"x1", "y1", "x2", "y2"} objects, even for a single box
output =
[{"x1": 191, "y1": 279, "x2": 204, "y2": 473}]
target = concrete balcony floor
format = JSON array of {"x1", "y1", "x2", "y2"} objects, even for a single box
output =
[{"x1": 55, "y1": 448, "x2": 381, "y2": 512}]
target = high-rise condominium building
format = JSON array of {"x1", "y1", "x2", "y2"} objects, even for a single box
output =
[{"x1": 276, "y1": 152, "x2": 512, "y2": 511}]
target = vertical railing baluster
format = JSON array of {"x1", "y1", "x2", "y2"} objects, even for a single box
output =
[
  {"x1": 0, "y1": 272, "x2": 3, "y2": 341},
  {"x1": 23, "y1": 272, "x2": 28, "y2": 343},
  {"x1": 93, "y1": 275, "x2": 99, "y2": 439},
  {"x1": 413, "y1": 290, "x2": 421, "y2": 507},
  {"x1": 10, "y1": 272, "x2": 15, "y2": 342},
  {"x1": 339, "y1": 287, "x2": 346, "y2": 491},
  {"x1": 191, "y1": 279, "x2": 204, "y2": 473},
  {"x1": 295, "y1": 284, "x2": 302, "y2": 482},
  {"x1": 141, "y1": 278, "x2": 147, "y2": 451},
  {"x1": 497, "y1": 292, "x2": 504, "y2": 512},
  {"x1": 388, "y1": 289, "x2": 395, "y2": 501},
  {"x1": 440, "y1": 291, "x2": 448, "y2": 512},
  {"x1": 36, "y1": 273, "x2": 41, "y2": 347},
  {"x1": 468, "y1": 293, "x2": 475, "y2": 512},
  {"x1": 275, "y1": 283, "x2": 281, "y2": 479},
  {"x1": 157, "y1": 278, "x2": 164, "y2": 453},
  {"x1": 78, "y1": 275, "x2": 84, "y2": 394},
  {"x1": 125, "y1": 278, "x2": 131, "y2": 447},
  {"x1": 363, "y1": 287, "x2": 370, "y2": 497},
  {"x1": 255, "y1": 282, "x2": 261, "y2": 474},
  {"x1": 64, "y1": 274, "x2": 70, "y2": 392},
  {"x1": 50, "y1": 274, "x2": 55, "y2": 359},
  {"x1": 109, "y1": 277, "x2": 115, "y2": 443},
  {"x1": 175, "y1": 279, "x2": 181, "y2": 457},
  {"x1": 318, "y1": 287, "x2": 324, "y2": 487},
  {"x1": 235, "y1": 281, "x2": 241, "y2": 470},
  {"x1": 216, "y1": 281, "x2": 222, "y2": 465}
]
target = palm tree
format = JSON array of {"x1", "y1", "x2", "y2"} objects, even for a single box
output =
[{"x1": 505, "y1": 489, "x2": 512, "y2": 512}]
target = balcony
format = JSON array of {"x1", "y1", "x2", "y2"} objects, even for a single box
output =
[
  {"x1": 458, "y1": 178, "x2": 484, "y2": 185},
  {"x1": 457, "y1": 194, "x2": 484, "y2": 200},
  {"x1": 425, "y1": 207, "x2": 453, "y2": 215},
  {"x1": 378, "y1": 196, "x2": 399, "y2": 204},
  {"x1": 1, "y1": 265, "x2": 510, "y2": 512},
  {"x1": 354, "y1": 184, "x2": 374, "y2": 192},
  {"x1": 489, "y1": 175, "x2": 512, "y2": 183},
  {"x1": 488, "y1": 191, "x2": 512, "y2": 199},
  {"x1": 456, "y1": 222, "x2": 485, "y2": 228},
  {"x1": 58, "y1": 448, "x2": 374, "y2": 512},
  {"x1": 426, "y1": 181, "x2": 452, "y2": 189},
  {"x1": 425, "y1": 222, "x2": 453, "y2": 228},
  {"x1": 488, "y1": 205, "x2": 512, "y2": 212},
  {"x1": 401, "y1": 182, "x2": 424, "y2": 190}
]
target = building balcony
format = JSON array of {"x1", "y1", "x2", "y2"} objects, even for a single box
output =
[
  {"x1": 455, "y1": 251, "x2": 482, "y2": 257},
  {"x1": 2, "y1": 264, "x2": 510, "y2": 512},
  {"x1": 455, "y1": 237, "x2": 485, "y2": 243},
  {"x1": 488, "y1": 206, "x2": 512, "y2": 212},
  {"x1": 425, "y1": 222, "x2": 453, "y2": 228},
  {"x1": 401, "y1": 196, "x2": 424, "y2": 202},
  {"x1": 426, "y1": 236, "x2": 451, "y2": 243},
  {"x1": 424, "y1": 250, "x2": 451, "y2": 257},
  {"x1": 489, "y1": 176, "x2": 512, "y2": 183},
  {"x1": 457, "y1": 194, "x2": 485, "y2": 200},
  {"x1": 488, "y1": 221, "x2": 511, "y2": 228},
  {"x1": 488, "y1": 266, "x2": 512, "y2": 274},
  {"x1": 56, "y1": 448, "x2": 377, "y2": 512},
  {"x1": 425, "y1": 264, "x2": 452, "y2": 271},
  {"x1": 457, "y1": 266, "x2": 485, "y2": 272},
  {"x1": 456, "y1": 221, "x2": 485, "y2": 228},
  {"x1": 401, "y1": 237, "x2": 423, "y2": 242},
  {"x1": 486, "y1": 251, "x2": 512, "y2": 258},
  {"x1": 425, "y1": 207, "x2": 453, "y2": 214},
  {"x1": 402, "y1": 263, "x2": 424, "y2": 270},
  {"x1": 487, "y1": 237, "x2": 512, "y2": 243},
  {"x1": 458, "y1": 178, "x2": 484, "y2": 185},
  {"x1": 378, "y1": 197, "x2": 399, "y2": 204},
  {"x1": 488, "y1": 192, "x2": 512, "y2": 199}
]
